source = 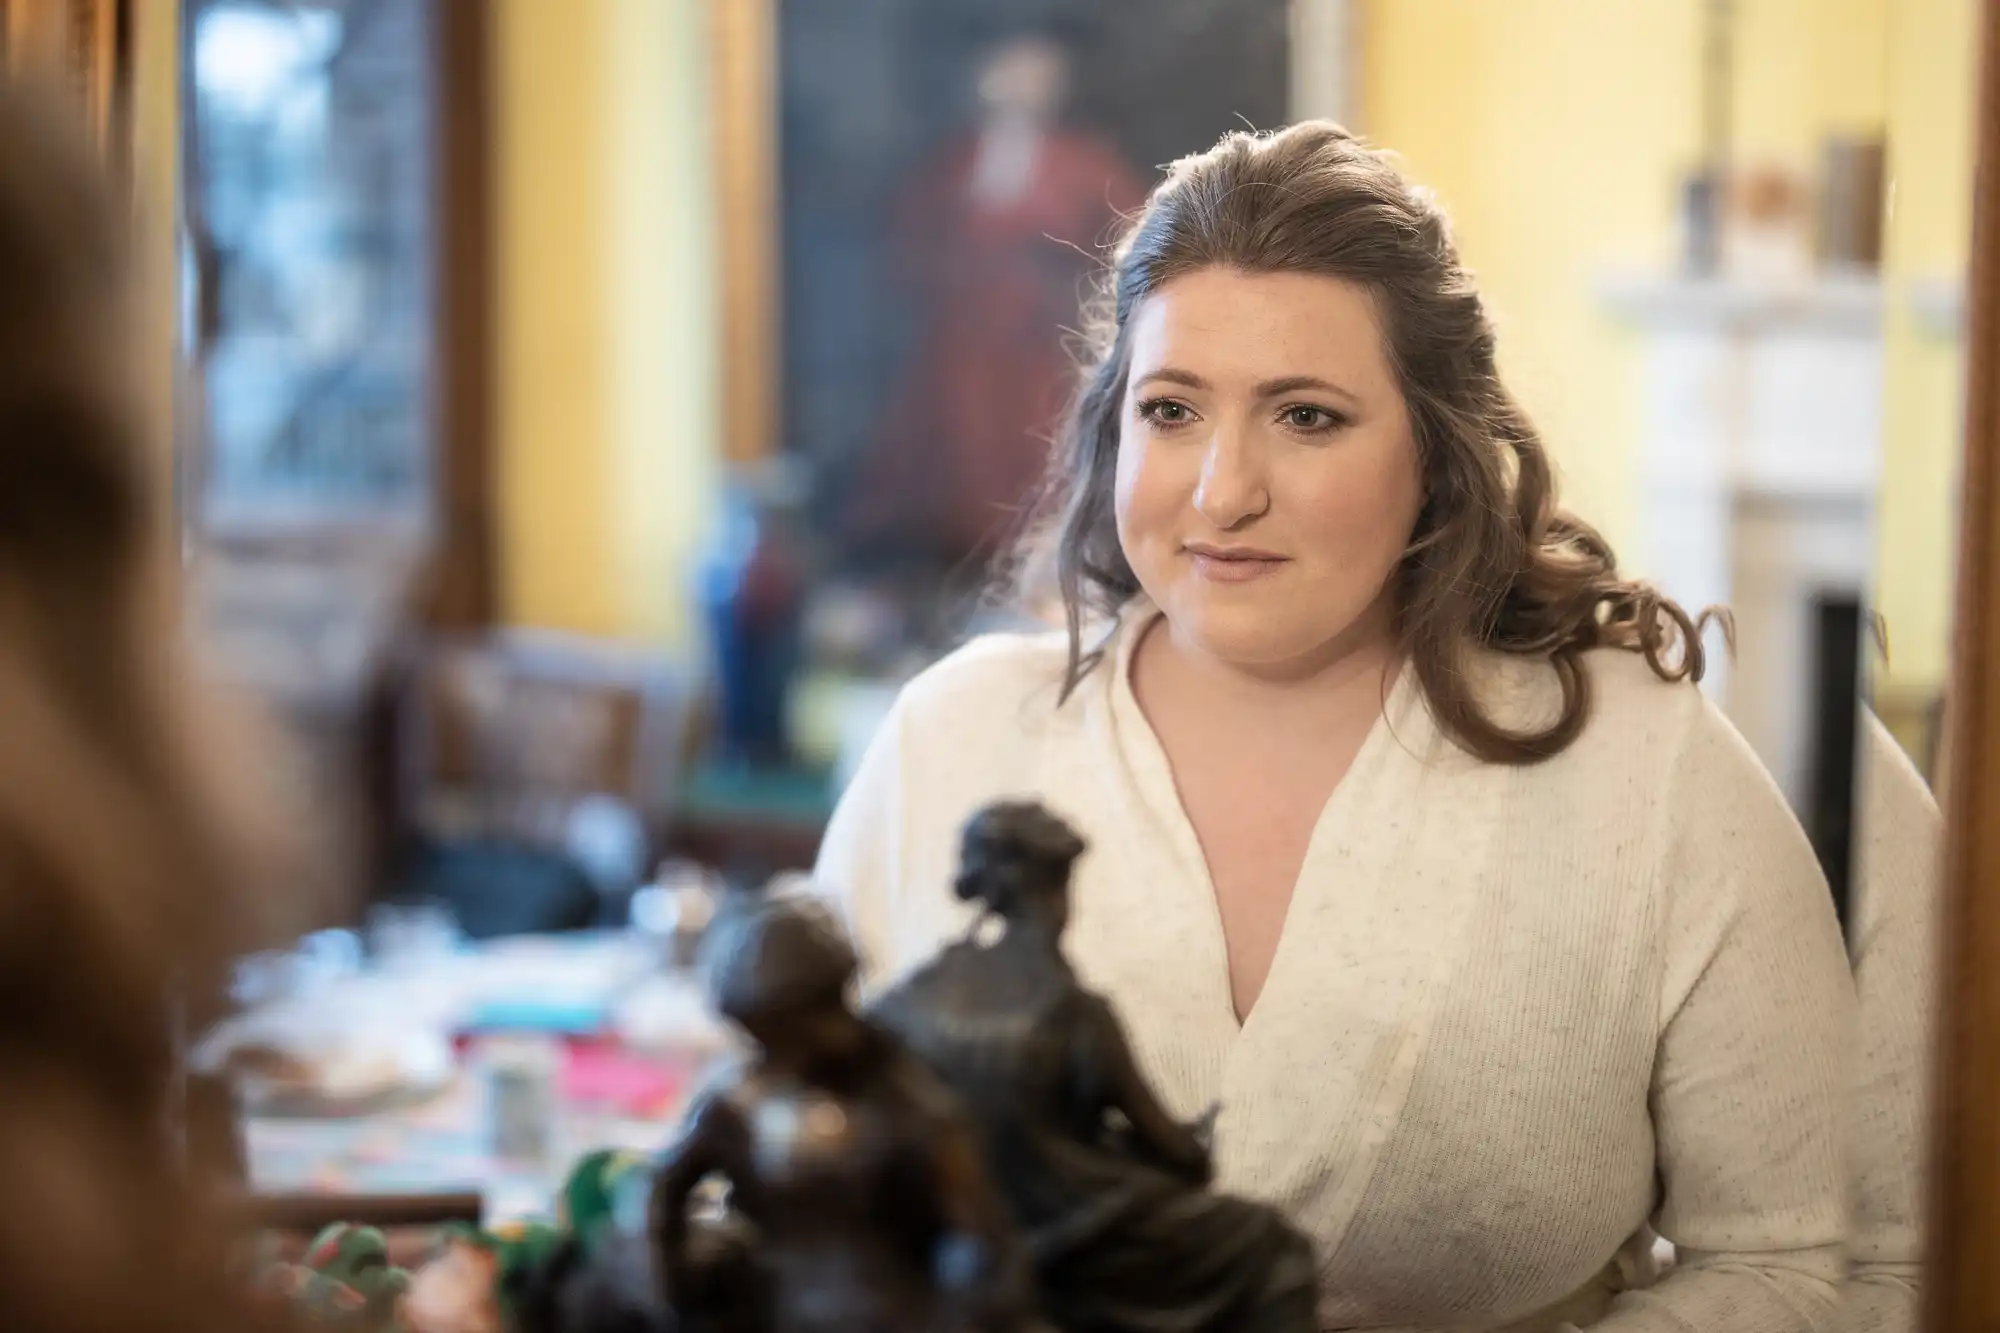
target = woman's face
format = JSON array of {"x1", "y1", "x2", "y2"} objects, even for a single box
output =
[{"x1": 1114, "y1": 267, "x2": 1424, "y2": 674}]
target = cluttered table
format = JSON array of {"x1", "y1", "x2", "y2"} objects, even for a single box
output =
[{"x1": 222, "y1": 923, "x2": 734, "y2": 1225}]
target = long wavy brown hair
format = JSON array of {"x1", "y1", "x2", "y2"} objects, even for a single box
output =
[
  {"x1": 0, "y1": 81, "x2": 290, "y2": 1333},
  {"x1": 1016, "y1": 121, "x2": 1716, "y2": 763}
]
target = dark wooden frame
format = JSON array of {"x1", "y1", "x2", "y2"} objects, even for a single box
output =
[
  {"x1": 428, "y1": 0, "x2": 498, "y2": 628},
  {"x1": 1926, "y1": 0, "x2": 2000, "y2": 1325},
  {"x1": 179, "y1": 0, "x2": 498, "y2": 631},
  {"x1": 1, "y1": 1, "x2": 126, "y2": 154}
]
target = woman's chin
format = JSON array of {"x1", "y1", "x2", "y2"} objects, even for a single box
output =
[
  {"x1": 1157, "y1": 591, "x2": 1385, "y2": 677},
  {"x1": 1166, "y1": 607, "x2": 1323, "y2": 671}
]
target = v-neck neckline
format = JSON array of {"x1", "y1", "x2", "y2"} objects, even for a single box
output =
[{"x1": 1101, "y1": 602, "x2": 1421, "y2": 1033}]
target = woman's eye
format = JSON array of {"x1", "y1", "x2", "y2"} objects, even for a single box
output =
[
  {"x1": 1137, "y1": 398, "x2": 1195, "y2": 427},
  {"x1": 1281, "y1": 404, "x2": 1342, "y2": 432}
]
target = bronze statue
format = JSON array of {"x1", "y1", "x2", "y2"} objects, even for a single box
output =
[
  {"x1": 648, "y1": 889, "x2": 1034, "y2": 1333},
  {"x1": 510, "y1": 1228, "x2": 680, "y2": 1333},
  {"x1": 870, "y1": 802, "x2": 1320, "y2": 1333}
]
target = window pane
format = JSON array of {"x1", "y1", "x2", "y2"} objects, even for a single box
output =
[{"x1": 186, "y1": 0, "x2": 432, "y2": 519}]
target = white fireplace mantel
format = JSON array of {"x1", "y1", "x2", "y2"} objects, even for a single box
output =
[
  {"x1": 1599, "y1": 271, "x2": 1883, "y2": 333},
  {"x1": 1600, "y1": 271, "x2": 1883, "y2": 810}
]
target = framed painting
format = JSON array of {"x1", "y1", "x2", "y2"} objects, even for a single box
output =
[{"x1": 744, "y1": 0, "x2": 1299, "y2": 586}]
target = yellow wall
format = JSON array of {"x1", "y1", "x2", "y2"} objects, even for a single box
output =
[
  {"x1": 1357, "y1": 0, "x2": 1913, "y2": 561},
  {"x1": 1360, "y1": 0, "x2": 1699, "y2": 556},
  {"x1": 1363, "y1": 0, "x2": 1974, "y2": 711},
  {"x1": 1731, "y1": 0, "x2": 1890, "y2": 161},
  {"x1": 1875, "y1": 0, "x2": 1979, "y2": 697},
  {"x1": 495, "y1": 0, "x2": 718, "y2": 648}
]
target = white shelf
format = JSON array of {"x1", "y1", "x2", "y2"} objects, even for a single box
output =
[{"x1": 1598, "y1": 271, "x2": 1883, "y2": 334}]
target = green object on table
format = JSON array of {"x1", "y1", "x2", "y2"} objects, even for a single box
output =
[
  {"x1": 419, "y1": 1150, "x2": 647, "y2": 1328},
  {"x1": 274, "y1": 1150, "x2": 660, "y2": 1333},
  {"x1": 282, "y1": 1223, "x2": 412, "y2": 1329},
  {"x1": 558, "y1": 1148, "x2": 653, "y2": 1252}
]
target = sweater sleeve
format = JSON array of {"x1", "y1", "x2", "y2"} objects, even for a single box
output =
[
  {"x1": 811, "y1": 694, "x2": 910, "y2": 993},
  {"x1": 1584, "y1": 698, "x2": 1854, "y2": 1332},
  {"x1": 1832, "y1": 715, "x2": 1940, "y2": 1333}
]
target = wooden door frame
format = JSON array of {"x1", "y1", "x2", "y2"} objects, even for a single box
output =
[
  {"x1": 1927, "y1": 1, "x2": 2000, "y2": 1326},
  {"x1": 711, "y1": 0, "x2": 777, "y2": 469},
  {"x1": 429, "y1": 0, "x2": 497, "y2": 629}
]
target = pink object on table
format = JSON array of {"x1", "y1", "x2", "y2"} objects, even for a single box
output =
[{"x1": 560, "y1": 1043, "x2": 693, "y2": 1119}]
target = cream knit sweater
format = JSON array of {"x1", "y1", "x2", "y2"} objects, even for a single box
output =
[
  {"x1": 815, "y1": 608, "x2": 1856, "y2": 1332},
  {"x1": 1837, "y1": 718, "x2": 1941, "y2": 1333}
]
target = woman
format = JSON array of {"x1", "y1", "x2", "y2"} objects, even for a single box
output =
[
  {"x1": 871, "y1": 800, "x2": 1319, "y2": 1333},
  {"x1": 648, "y1": 891, "x2": 1032, "y2": 1333},
  {"x1": 0, "y1": 82, "x2": 286, "y2": 1333},
  {"x1": 815, "y1": 122, "x2": 1853, "y2": 1331}
]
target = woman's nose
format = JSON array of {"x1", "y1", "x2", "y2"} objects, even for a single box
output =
[{"x1": 1192, "y1": 427, "x2": 1271, "y2": 529}]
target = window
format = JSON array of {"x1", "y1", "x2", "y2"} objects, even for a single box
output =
[{"x1": 183, "y1": 0, "x2": 433, "y2": 525}]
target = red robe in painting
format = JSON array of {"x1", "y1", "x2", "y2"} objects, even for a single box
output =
[{"x1": 849, "y1": 128, "x2": 1147, "y2": 564}]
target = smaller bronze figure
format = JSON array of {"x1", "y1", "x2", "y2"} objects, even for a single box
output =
[
  {"x1": 870, "y1": 802, "x2": 1320, "y2": 1333},
  {"x1": 648, "y1": 889, "x2": 1034, "y2": 1333}
]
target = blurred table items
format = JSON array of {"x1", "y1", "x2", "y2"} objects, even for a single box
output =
[
  {"x1": 611, "y1": 970, "x2": 732, "y2": 1060},
  {"x1": 207, "y1": 930, "x2": 668, "y2": 1123},
  {"x1": 475, "y1": 1034, "x2": 561, "y2": 1168},
  {"x1": 457, "y1": 932, "x2": 659, "y2": 1035},
  {"x1": 201, "y1": 944, "x2": 458, "y2": 1120},
  {"x1": 629, "y1": 859, "x2": 721, "y2": 969},
  {"x1": 232, "y1": 928, "x2": 367, "y2": 1007},
  {"x1": 241, "y1": 1037, "x2": 714, "y2": 1215},
  {"x1": 250, "y1": 1220, "x2": 415, "y2": 1330},
  {"x1": 229, "y1": 928, "x2": 728, "y2": 1223},
  {"x1": 368, "y1": 901, "x2": 464, "y2": 973}
]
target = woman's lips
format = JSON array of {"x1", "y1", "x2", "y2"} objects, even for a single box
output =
[{"x1": 1184, "y1": 546, "x2": 1289, "y2": 583}]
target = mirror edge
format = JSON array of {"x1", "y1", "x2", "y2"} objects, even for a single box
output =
[{"x1": 1927, "y1": 0, "x2": 2000, "y2": 1326}]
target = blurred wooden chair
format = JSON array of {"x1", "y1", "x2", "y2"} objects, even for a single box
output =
[
  {"x1": 391, "y1": 629, "x2": 693, "y2": 934},
  {"x1": 192, "y1": 524, "x2": 428, "y2": 919}
]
